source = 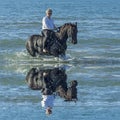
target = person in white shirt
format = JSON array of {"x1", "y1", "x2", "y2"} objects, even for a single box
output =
[{"x1": 42, "y1": 8, "x2": 56, "y2": 53}]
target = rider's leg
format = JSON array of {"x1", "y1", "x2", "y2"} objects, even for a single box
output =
[{"x1": 42, "y1": 30, "x2": 49, "y2": 52}]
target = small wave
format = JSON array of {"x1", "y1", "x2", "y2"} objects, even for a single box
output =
[
  {"x1": 2, "y1": 50, "x2": 75, "y2": 64},
  {"x1": 112, "y1": 75, "x2": 120, "y2": 78},
  {"x1": 1, "y1": 50, "x2": 120, "y2": 66},
  {"x1": 79, "y1": 101, "x2": 120, "y2": 107}
]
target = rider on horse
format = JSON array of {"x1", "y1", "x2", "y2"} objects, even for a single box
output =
[{"x1": 42, "y1": 8, "x2": 57, "y2": 53}]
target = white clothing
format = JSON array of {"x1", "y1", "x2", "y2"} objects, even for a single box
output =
[
  {"x1": 41, "y1": 95, "x2": 55, "y2": 108},
  {"x1": 42, "y1": 16, "x2": 55, "y2": 30}
]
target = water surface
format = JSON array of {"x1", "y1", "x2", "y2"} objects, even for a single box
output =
[{"x1": 0, "y1": 0, "x2": 120, "y2": 120}]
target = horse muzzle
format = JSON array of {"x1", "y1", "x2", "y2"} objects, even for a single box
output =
[{"x1": 72, "y1": 40, "x2": 77, "y2": 44}]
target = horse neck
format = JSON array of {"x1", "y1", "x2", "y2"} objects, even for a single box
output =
[{"x1": 56, "y1": 27, "x2": 68, "y2": 43}]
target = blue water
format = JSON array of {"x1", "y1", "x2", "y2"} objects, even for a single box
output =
[{"x1": 0, "y1": 0, "x2": 120, "y2": 120}]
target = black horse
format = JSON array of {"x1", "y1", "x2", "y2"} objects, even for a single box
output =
[{"x1": 26, "y1": 23, "x2": 78, "y2": 57}]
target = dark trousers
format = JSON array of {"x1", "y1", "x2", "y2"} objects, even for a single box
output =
[{"x1": 42, "y1": 30, "x2": 52, "y2": 50}]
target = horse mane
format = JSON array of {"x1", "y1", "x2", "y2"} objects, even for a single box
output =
[
  {"x1": 59, "y1": 22, "x2": 77, "y2": 32},
  {"x1": 62, "y1": 22, "x2": 76, "y2": 28}
]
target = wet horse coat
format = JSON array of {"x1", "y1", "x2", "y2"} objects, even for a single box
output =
[{"x1": 26, "y1": 23, "x2": 78, "y2": 57}]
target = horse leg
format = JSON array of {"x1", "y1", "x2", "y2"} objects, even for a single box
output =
[
  {"x1": 59, "y1": 51, "x2": 67, "y2": 60},
  {"x1": 26, "y1": 40, "x2": 36, "y2": 57},
  {"x1": 37, "y1": 47, "x2": 43, "y2": 54}
]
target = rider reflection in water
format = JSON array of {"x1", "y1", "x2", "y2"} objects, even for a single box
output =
[
  {"x1": 41, "y1": 72, "x2": 55, "y2": 115},
  {"x1": 41, "y1": 95, "x2": 55, "y2": 115},
  {"x1": 42, "y1": 8, "x2": 57, "y2": 53},
  {"x1": 26, "y1": 67, "x2": 78, "y2": 115},
  {"x1": 41, "y1": 93, "x2": 55, "y2": 115}
]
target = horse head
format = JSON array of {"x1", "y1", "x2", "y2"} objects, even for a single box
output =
[
  {"x1": 67, "y1": 22, "x2": 78, "y2": 44},
  {"x1": 59, "y1": 23, "x2": 78, "y2": 44}
]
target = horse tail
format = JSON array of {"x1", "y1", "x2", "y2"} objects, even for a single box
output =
[{"x1": 26, "y1": 35, "x2": 36, "y2": 57}]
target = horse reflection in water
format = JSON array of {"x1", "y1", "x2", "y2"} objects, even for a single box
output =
[{"x1": 26, "y1": 67, "x2": 78, "y2": 115}]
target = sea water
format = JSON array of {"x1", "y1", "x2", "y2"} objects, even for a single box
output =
[{"x1": 0, "y1": 0, "x2": 120, "y2": 120}]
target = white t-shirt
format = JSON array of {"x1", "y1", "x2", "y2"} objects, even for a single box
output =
[
  {"x1": 41, "y1": 95, "x2": 55, "y2": 108},
  {"x1": 42, "y1": 16, "x2": 55, "y2": 30}
]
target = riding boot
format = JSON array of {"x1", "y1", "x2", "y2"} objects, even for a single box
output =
[{"x1": 43, "y1": 38, "x2": 48, "y2": 53}]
